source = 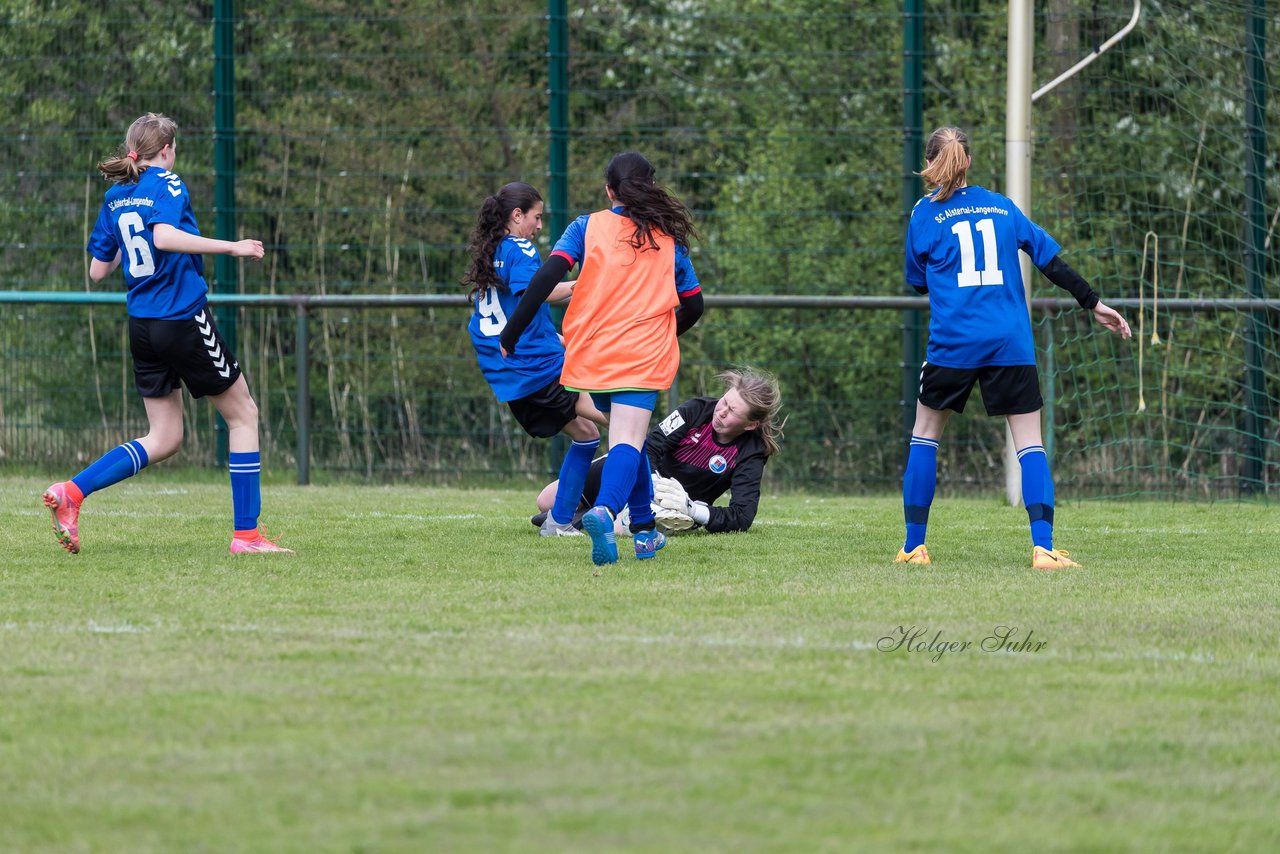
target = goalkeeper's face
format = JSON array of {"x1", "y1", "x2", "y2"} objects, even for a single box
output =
[{"x1": 712, "y1": 389, "x2": 759, "y2": 440}]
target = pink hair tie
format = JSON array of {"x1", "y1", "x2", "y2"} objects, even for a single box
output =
[{"x1": 127, "y1": 150, "x2": 139, "y2": 161}]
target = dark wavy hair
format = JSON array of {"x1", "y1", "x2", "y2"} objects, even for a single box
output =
[
  {"x1": 463, "y1": 181, "x2": 543, "y2": 299},
  {"x1": 605, "y1": 152, "x2": 697, "y2": 252}
]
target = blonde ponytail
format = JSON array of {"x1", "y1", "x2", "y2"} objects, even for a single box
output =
[{"x1": 918, "y1": 126, "x2": 971, "y2": 203}]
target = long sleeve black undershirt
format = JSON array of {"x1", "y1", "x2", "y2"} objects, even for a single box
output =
[
  {"x1": 1039, "y1": 255, "x2": 1099, "y2": 309},
  {"x1": 908, "y1": 254, "x2": 1099, "y2": 309},
  {"x1": 675, "y1": 290, "x2": 704, "y2": 336},
  {"x1": 499, "y1": 253, "x2": 572, "y2": 355}
]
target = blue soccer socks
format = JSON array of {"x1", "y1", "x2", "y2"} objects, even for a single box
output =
[
  {"x1": 624, "y1": 444, "x2": 656, "y2": 531},
  {"x1": 71, "y1": 440, "x2": 149, "y2": 498},
  {"x1": 228, "y1": 451, "x2": 262, "y2": 533},
  {"x1": 551, "y1": 438, "x2": 599, "y2": 525},
  {"x1": 594, "y1": 443, "x2": 641, "y2": 515},
  {"x1": 1017, "y1": 445, "x2": 1055, "y2": 550},
  {"x1": 903, "y1": 436, "x2": 939, "y2": 552}
]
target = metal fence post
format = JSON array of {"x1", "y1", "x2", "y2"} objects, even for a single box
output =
[
  {"x1": 295, "y1": 303, "x2": 310, "y2": 486},
  {"x1": 212, "y1": 0, "x2": 238, "y2": 467},
  {"x1": 1242, "y1": 0, "x2": 1268, "y2": 495},
  {"x1": 901, "y1": 0, "x2": 924, "y2": 461}
]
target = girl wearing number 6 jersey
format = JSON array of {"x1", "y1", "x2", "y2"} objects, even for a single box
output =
[
  {"x1": 43, "y1": 113, "x2": 289, "y2": 555},
  {"x1": 898, "y1": 126, "x2": 1131, "y2": 570}
]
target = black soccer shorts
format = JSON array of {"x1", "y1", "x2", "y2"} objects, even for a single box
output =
[
  {"x1": 128, "y1": 308, "x2": 242, "y2": 399},
  {"x1": 917, "y1": 362, "x2": 1043, "y2": 416},
  {"x1": 506, "y1": 379, "x2": 580, "y2": 439}
]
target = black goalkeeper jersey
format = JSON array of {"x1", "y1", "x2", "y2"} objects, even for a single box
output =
[{"x1": 646, "y1": 396, "x2": 769, "y2": 533}]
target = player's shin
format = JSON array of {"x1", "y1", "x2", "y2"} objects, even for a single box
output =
[
  {"x1": 71, "y1": 440, "x2": 150, "y2": 498},
  {"x1": 903, "y1": 436, "x2": 938, "y2": 551},
  {"x1": 624, "y1": 444, "x2": 656, "y2": 532},
  {"x1": 551, "y1": 438, "x2": 599, "y2": 525},
  {"x1": 229, "y1": 451, "x2": 262, "y2": 535},
  {"x1": 594, "y1": 444, "x2": 640, "y2": 516},
  {"x1": 1017, "y1": 445, "x2": 1054, "y2": 550}
]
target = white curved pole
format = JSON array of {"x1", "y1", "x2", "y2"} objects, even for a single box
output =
[
  {"x1": 1032, "y1": 0, "x2": 1143, "y2": 103},
  {"x1": 1005, "y1": 0, "x2": 1143, "y2": 505}
]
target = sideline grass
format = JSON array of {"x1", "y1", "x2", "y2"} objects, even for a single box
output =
[{"x1": 1, "y1": 476, "x2": 1277, "y2": 852}]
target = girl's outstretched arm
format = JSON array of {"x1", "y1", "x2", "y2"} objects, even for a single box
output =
[
  {"x1": 499, "y1": 253, "x2": 572, "y2": 356},
  {"x1": 152, "y1": 224, "x2": 264, "y2": 260}
]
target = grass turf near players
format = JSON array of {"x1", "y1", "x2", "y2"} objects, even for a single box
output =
[{"x1": 1, "y1": 476, "x2": 1276, "y2": 851}]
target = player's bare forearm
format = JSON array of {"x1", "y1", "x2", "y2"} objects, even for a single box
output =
[
  {"x1": 547, "y1": 280, "x2": 575, "y2": 304},
  {"x1": 89, "y1": 251, "x2": 121, "y2": 283},
  {"x1": 152, "y1": 224, "x2": 264, "y2": 260}
]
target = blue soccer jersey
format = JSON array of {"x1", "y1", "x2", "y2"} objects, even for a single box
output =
[
  {"x1": 551, "y1": 207, "x2": 701, "y2": 296},
  {"x1": 468, "y1": 235, "x2": 566, "y2": 402},
  {"x1": 905, "y1": 185, "x2": 1061, "y2": 367},
  {"x1": 86, "y1": 167, "x2": 209, "y2": 321}
]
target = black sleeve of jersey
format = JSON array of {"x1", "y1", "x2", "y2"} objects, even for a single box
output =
[
  {"x1": 499, "y1": 253, "x2": 572, "y2": 354},
  {"x1": 1038, "y1": 255, "x2": 1099, "y2": 310},
  {"x1": 674, "y1": 290, "x2": 704, "y2": 336},
  {"x1": 704, "y1": 449, "x2": 766, "y2": 534},
  {"x1": 910, "y1": 283, "x2": 929, "y2": 295}
]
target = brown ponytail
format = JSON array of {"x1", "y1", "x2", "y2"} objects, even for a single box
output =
[{"x1": 97, "y1": 113, "x2": 177, "y2": 185}]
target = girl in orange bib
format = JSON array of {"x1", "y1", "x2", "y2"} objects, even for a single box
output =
[{"x1": 501, "y1": 152, "x2": 704, "y2": 566}]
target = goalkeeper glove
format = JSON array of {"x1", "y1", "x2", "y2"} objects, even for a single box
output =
[{"x1": 652, "y1": 474, "x2": 711, "y2": 526}]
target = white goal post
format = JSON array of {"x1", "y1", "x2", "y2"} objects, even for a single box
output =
[{"x1": 1004, "y1": 0, "x2": 1143, "y2": 505}]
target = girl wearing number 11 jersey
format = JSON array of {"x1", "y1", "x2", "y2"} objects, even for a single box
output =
[{"x1": 898, "y1": 126, "x2": 1131, "y2": 570}]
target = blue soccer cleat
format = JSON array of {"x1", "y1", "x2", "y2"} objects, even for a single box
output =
[
  {"x1": 581, "y1": 505, "x2": 618, "y2": 566},
  {"x1": 633, "y1": 529, "x2": 666, "y2": 560}
]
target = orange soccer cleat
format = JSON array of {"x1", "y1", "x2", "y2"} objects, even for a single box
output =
[
  {"x1": 894, "y1": 544, "x2": 931, "y2": 565},
  {"x1": 43, "y1": 481, "x2": 83, "y2": 554},
  {"x1": 1032, "y1": 546, "x2": 1080, "y2": 570},
  {"x1": 230, "y1": 529, "x2": 294, "y2": 555}
]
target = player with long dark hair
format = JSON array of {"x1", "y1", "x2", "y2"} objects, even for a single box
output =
[
  {"x1": 899, "y1": 126, "x2": 1131, "y2": 569},
  {"x1": 44, "y1": 113, "x2": 289, "y2": 554},
  {"x1": 500, "y1": 152, "x2": 705, "y2": 566},
  {"x1": 463, "y1": 181, "x2": 604, "y2": 537}
]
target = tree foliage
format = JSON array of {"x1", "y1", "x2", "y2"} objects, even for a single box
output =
[{"x1": 1, "y1": 1, "x2": 1276, "y2": 493}]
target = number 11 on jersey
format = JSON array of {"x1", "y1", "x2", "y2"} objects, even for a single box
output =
[{"x1": 951, "y1": 218, "x2": 1005, "y2": 287}]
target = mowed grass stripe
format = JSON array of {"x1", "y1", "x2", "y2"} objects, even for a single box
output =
[{"x1": 1, "y1": 476, "x2": 1276, "y2": 852}]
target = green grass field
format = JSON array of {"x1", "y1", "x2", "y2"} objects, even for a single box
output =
[{"x1": 1, "y1": 475, "x2": 1277, "y2": 852}]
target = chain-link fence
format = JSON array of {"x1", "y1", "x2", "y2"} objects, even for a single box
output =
[{"x1": 2, "y1": 1, "x2": 1277, "y2": 497}]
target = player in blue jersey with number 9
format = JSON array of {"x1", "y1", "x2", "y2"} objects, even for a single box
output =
[
  {"x1": 43, "y1": 113, "x2": 291, "y2": 555},
  {"x1": 463, "y1": 182, "x2": 606, "y2": 537},
  {"x1": 898, "y1": 126, "x2": 1131, "y2": 570}
]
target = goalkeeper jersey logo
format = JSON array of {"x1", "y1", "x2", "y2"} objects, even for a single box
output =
[{"x1": 658, "y1": 410, "x2": 685, "y2": 435}]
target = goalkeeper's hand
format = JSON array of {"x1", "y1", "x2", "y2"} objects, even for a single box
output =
[
  {"x1": 652, "y1": 474, "x2": 711, "y2": 526},
  {"x1": 620, "y1": 500, "x2": 699, "y2": 534}
]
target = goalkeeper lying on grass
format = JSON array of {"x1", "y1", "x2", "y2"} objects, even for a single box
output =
[{"x1": 533, "y1": 368, "x2": 784, "y2": 536}]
